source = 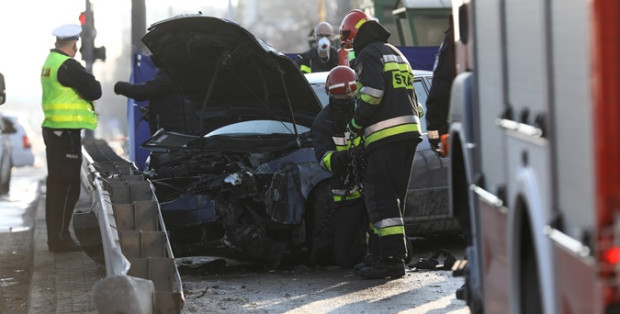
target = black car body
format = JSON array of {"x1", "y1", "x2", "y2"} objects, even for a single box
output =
[{"x1": 140, "y1": 15, "x2": 330, "y2": 266}]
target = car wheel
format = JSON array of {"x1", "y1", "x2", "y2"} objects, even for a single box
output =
[
  {"x1": 0, "y1": 156, "x2": 11, "y2": 195},
  {"x1": 305, "y1": 181, "x2": 334, "y2": 266}
]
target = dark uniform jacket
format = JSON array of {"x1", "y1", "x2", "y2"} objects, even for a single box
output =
[
  {"x1": 114, "y1": 70, "x2": 185, "y2": 134},
  {"x1": 297, "y1": 47, "x2": 339, "y2": 73},
  {"x1": 312, "y1": 103, "x2": 364, "y2": 198},
  {"x1": 425, "y1": 28, "x2": 455, "y2": 136},
  {"x1": 351, "y1": 21, "x2": 422, "y2": 151},
  {"x1": 54, "y1": 49, "x2": 102, "y2": 102}
]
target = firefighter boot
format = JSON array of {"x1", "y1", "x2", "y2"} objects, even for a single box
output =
[
  {"x1": 357, "y1": 258, "x2": 406, "y2": 279},
  {"x1": 354, "y1": 229, "x2": 379, "y2": 273}
]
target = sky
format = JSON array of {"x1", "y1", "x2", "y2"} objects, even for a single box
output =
[{"x1": 0, "y1": 0, "x2": 231, "y2": 138}]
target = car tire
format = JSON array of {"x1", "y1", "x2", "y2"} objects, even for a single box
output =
[
  {"x1": 0, "y1": 156, "x2": 11, "y2": 195},
  {"x1": 305, "y1": 181, "x2": 334, "y2": 266}
]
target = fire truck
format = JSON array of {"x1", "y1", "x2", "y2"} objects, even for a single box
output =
[{"x1": 447, "y1": 0, "x2": 620, "y2": 313}]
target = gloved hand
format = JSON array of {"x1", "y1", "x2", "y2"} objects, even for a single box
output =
[
  {"x1": 346, "y1": 119, "x2": 363, "y2": 137},
  {"x1": 113, "y1": 81, "x2": 129, "y2": 95},
  {"x1": 428, "y1": 129, "x2": 441, "y2": 153}
]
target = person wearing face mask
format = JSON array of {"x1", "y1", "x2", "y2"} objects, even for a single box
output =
[
  {"x1": 296, "y1": 22, "x2": 339, "y2": 74},
  {"x1": 40, "y1": 24, "x2": 101, "y2": 253},
  {"x1": 310, "y1": 66, "x2": 368, "y2": 268}
]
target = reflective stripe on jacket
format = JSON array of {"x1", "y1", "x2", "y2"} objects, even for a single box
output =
[
  {"x1": 353, "y1": 40, "x2": 422, "y2": 149},
  {"x1": 41, "y1": 52, "x2": 97, "y2": 130},
  {"x1": 311, "y1": 105, "x2": 361, "y2": 202}
]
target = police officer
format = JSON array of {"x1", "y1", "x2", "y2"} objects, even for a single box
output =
[
  {"x1": 311, "y1": 66, "x2": 368, "y2": 268},
  {"x1": 40, "y1": 24, "x2": 101, "y2": 252},
  {"x1": 114, "y1": 55, "x2": 186, "y2": 135},
  {"x1": 296, "y1": 22, "x2": 339, "y2": 74},
  {"x1": 339, "y1": 10, "x2": 422, "y2": 279}
]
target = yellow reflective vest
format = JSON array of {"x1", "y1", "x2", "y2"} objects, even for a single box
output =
[{"x1": 41, "y1": 52, "x2": 97, "y2": 130}]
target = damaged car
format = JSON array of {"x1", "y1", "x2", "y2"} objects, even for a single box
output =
[{"x1": 139, "y1": 15, "x2": 332, "y2": 267}]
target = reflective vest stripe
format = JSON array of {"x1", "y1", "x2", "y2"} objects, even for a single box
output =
[
  {"x1": 44, "y1": 115, "x2": 98, "y2": 124},
  {"x1": 358, "y1": 86, "x2": 384, "y2": 105},
  {"x1": 375, "y1": 217, "x2": 404, "y2": 229},
  {"x1": 382, "y1": 54, "x2": 408, "y2": 64},
  {"x1": 377, "y1": 225, "x2": 405, "y2": 237},
  {"x1": 365, "y1": 115, "x2": 420, "y2": 135},
  {"x1": 365, "y1": 124, "x2": 419, "y2": 145},
  {"x1": 374, "y1": 217, "x2": 405, "y2": 237},
  {"x1": 383, "y1": 62, "x2": 413, "y2": 72},
  {"x1": 320, "y1": 151, "x2": 334, "y2": 171},
  {"x1": 300, "y1": 64, "x2": 311, "y2": 73},
  {"x1": 333, "y1": 190, "x2": 362, "y2": 202}
]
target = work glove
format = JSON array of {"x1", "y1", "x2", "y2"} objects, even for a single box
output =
[
  {"x1": 113, "y1": 81, "x2": 129, "y2": 95},
  {"x1": 428, "y1": 129, "x2": 441, "y2": 153}
]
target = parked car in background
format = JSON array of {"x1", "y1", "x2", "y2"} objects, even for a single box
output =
[
  {"x1": 0, "y1": 72, "x2": 5, "y2": 105},
  {"x1": 1, "y1": 115, "x2": 34, "y2": 167},
  {"x1": 304, "y1": 70, "x2": 461, "y2": 238},
  {"x1": 0, "y1": 74, "x2": 13, "y2": 195}
]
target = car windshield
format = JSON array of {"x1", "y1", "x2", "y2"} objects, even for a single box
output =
[
  {"x1": 310, "y1": 82, "x2": 329, "y2": 107},
  {"x1": 205, "y1": 120, "x2": 310, "y2": 137}
]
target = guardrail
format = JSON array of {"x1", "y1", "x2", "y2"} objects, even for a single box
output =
[{"x1": 78, "y1": 139, "x2": 184, "y2": 313}]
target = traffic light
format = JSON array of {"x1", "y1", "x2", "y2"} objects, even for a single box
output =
[{"x1": 78, "y1": 9, "x2": 106, "y2": 65}]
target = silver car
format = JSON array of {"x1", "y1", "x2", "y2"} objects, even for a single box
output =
[{"x1": 0, "y1": 73, "x2": 13, "y2": 195}]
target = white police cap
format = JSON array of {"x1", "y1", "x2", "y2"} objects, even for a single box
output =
[{"x1": 52, "y1": 24, "x2": 82, "y2": 41}]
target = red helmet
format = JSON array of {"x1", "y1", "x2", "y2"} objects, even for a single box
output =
[
  {"x1": 325, "y1": 66, "x2": 357, "y2": 97},
  {"x1": 339, "y1": 9, "x2": 372, "y2": 49}
]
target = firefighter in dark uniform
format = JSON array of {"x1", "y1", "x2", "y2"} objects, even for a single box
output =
[
  {"x1": 426, "y1": 25, "x2": 455, "y2": 156},
  {"x1": 339, "y1": 10, "x2": 422, "y2": 279},
  {"x1": 40, "y1": 24, "x2": 101, "y2": 252},
  {"x1": 311, "y1": 66, "x2": 368, "y2": 268},
  {"x1": 296, "y1": 22, "x2": 339, "y2": 74}
]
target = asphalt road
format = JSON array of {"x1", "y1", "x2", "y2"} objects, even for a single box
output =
[{"x1": 0, "y1": 165, "x2": 470, "y2": 313}]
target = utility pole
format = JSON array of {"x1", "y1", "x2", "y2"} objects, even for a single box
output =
[
  {"x1": 80, "y1": 0, "x2": 106, "y2": 139},
  {"x1": 132, "y1": 0, "x2": 147, "y2": 55}
]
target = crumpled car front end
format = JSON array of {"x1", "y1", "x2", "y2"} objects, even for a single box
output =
[
  {"x1": 144, "y1": 131, "x2": 328, "y2": 267},
  {"x1": 140, "y1": 15, "x2": 326, "y2": 266}
]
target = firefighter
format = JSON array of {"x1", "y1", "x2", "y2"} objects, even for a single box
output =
[
  {"x1": 296, "y1": 22, "x2": 339, "y2": 74},
  {"x1": 311, "y1": 66, "x2": 368, "y2": 268},
  {"x1": 426, "y1": 25, "x2": 455, "y2": 156},
  {"x1": 339, "y1": 10, "x2": 422, "y2": 279},
  {"x1": 40, "y1": 24, "x2": 101, "y2": 252}
]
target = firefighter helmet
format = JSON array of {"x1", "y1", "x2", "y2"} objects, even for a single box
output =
[
  {"x1": 339, "y1": 9, "x2": 372, "y2": 49},
  {"x1": 325, "y1": 66, "x2": 357, "y2": 97}
]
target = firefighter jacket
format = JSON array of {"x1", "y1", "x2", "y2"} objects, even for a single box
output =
[
  {"x1": 351, "y1": 21, "x2": 422, "y2": 150},
  {"x1": 311, "y1": 103, "x2": 361, "y2": 202},
  {"x1": 297, "y1": 46, "x2": 339, "y2": 74},
  {"x1": 41, "y1": 50, "x2": 101, "y2": 130}
]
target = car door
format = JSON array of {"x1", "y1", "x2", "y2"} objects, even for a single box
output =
[{"x1": 404, "y1": 75, "x2": 454, "y2": 236}]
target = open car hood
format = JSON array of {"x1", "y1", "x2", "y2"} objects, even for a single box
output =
[{"x1": 142, "y1": 15, "x2": 322, "y2": 134}]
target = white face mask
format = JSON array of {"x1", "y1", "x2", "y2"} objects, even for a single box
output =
[{"x1": 317, "y1": 37, "x2": 331, "y2": 55}]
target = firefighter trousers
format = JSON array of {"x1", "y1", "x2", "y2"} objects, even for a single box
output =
[
  {"x1": 42, "y1": 128, "x2": 83, "y2": 247},
  {"x1": 364, "y1": 139, "x2": 418, "y2": 260}
]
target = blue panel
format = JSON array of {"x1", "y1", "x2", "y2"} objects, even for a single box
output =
[{"x1": 127, "y1": 53, "x2": 157, "y2": 170}]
